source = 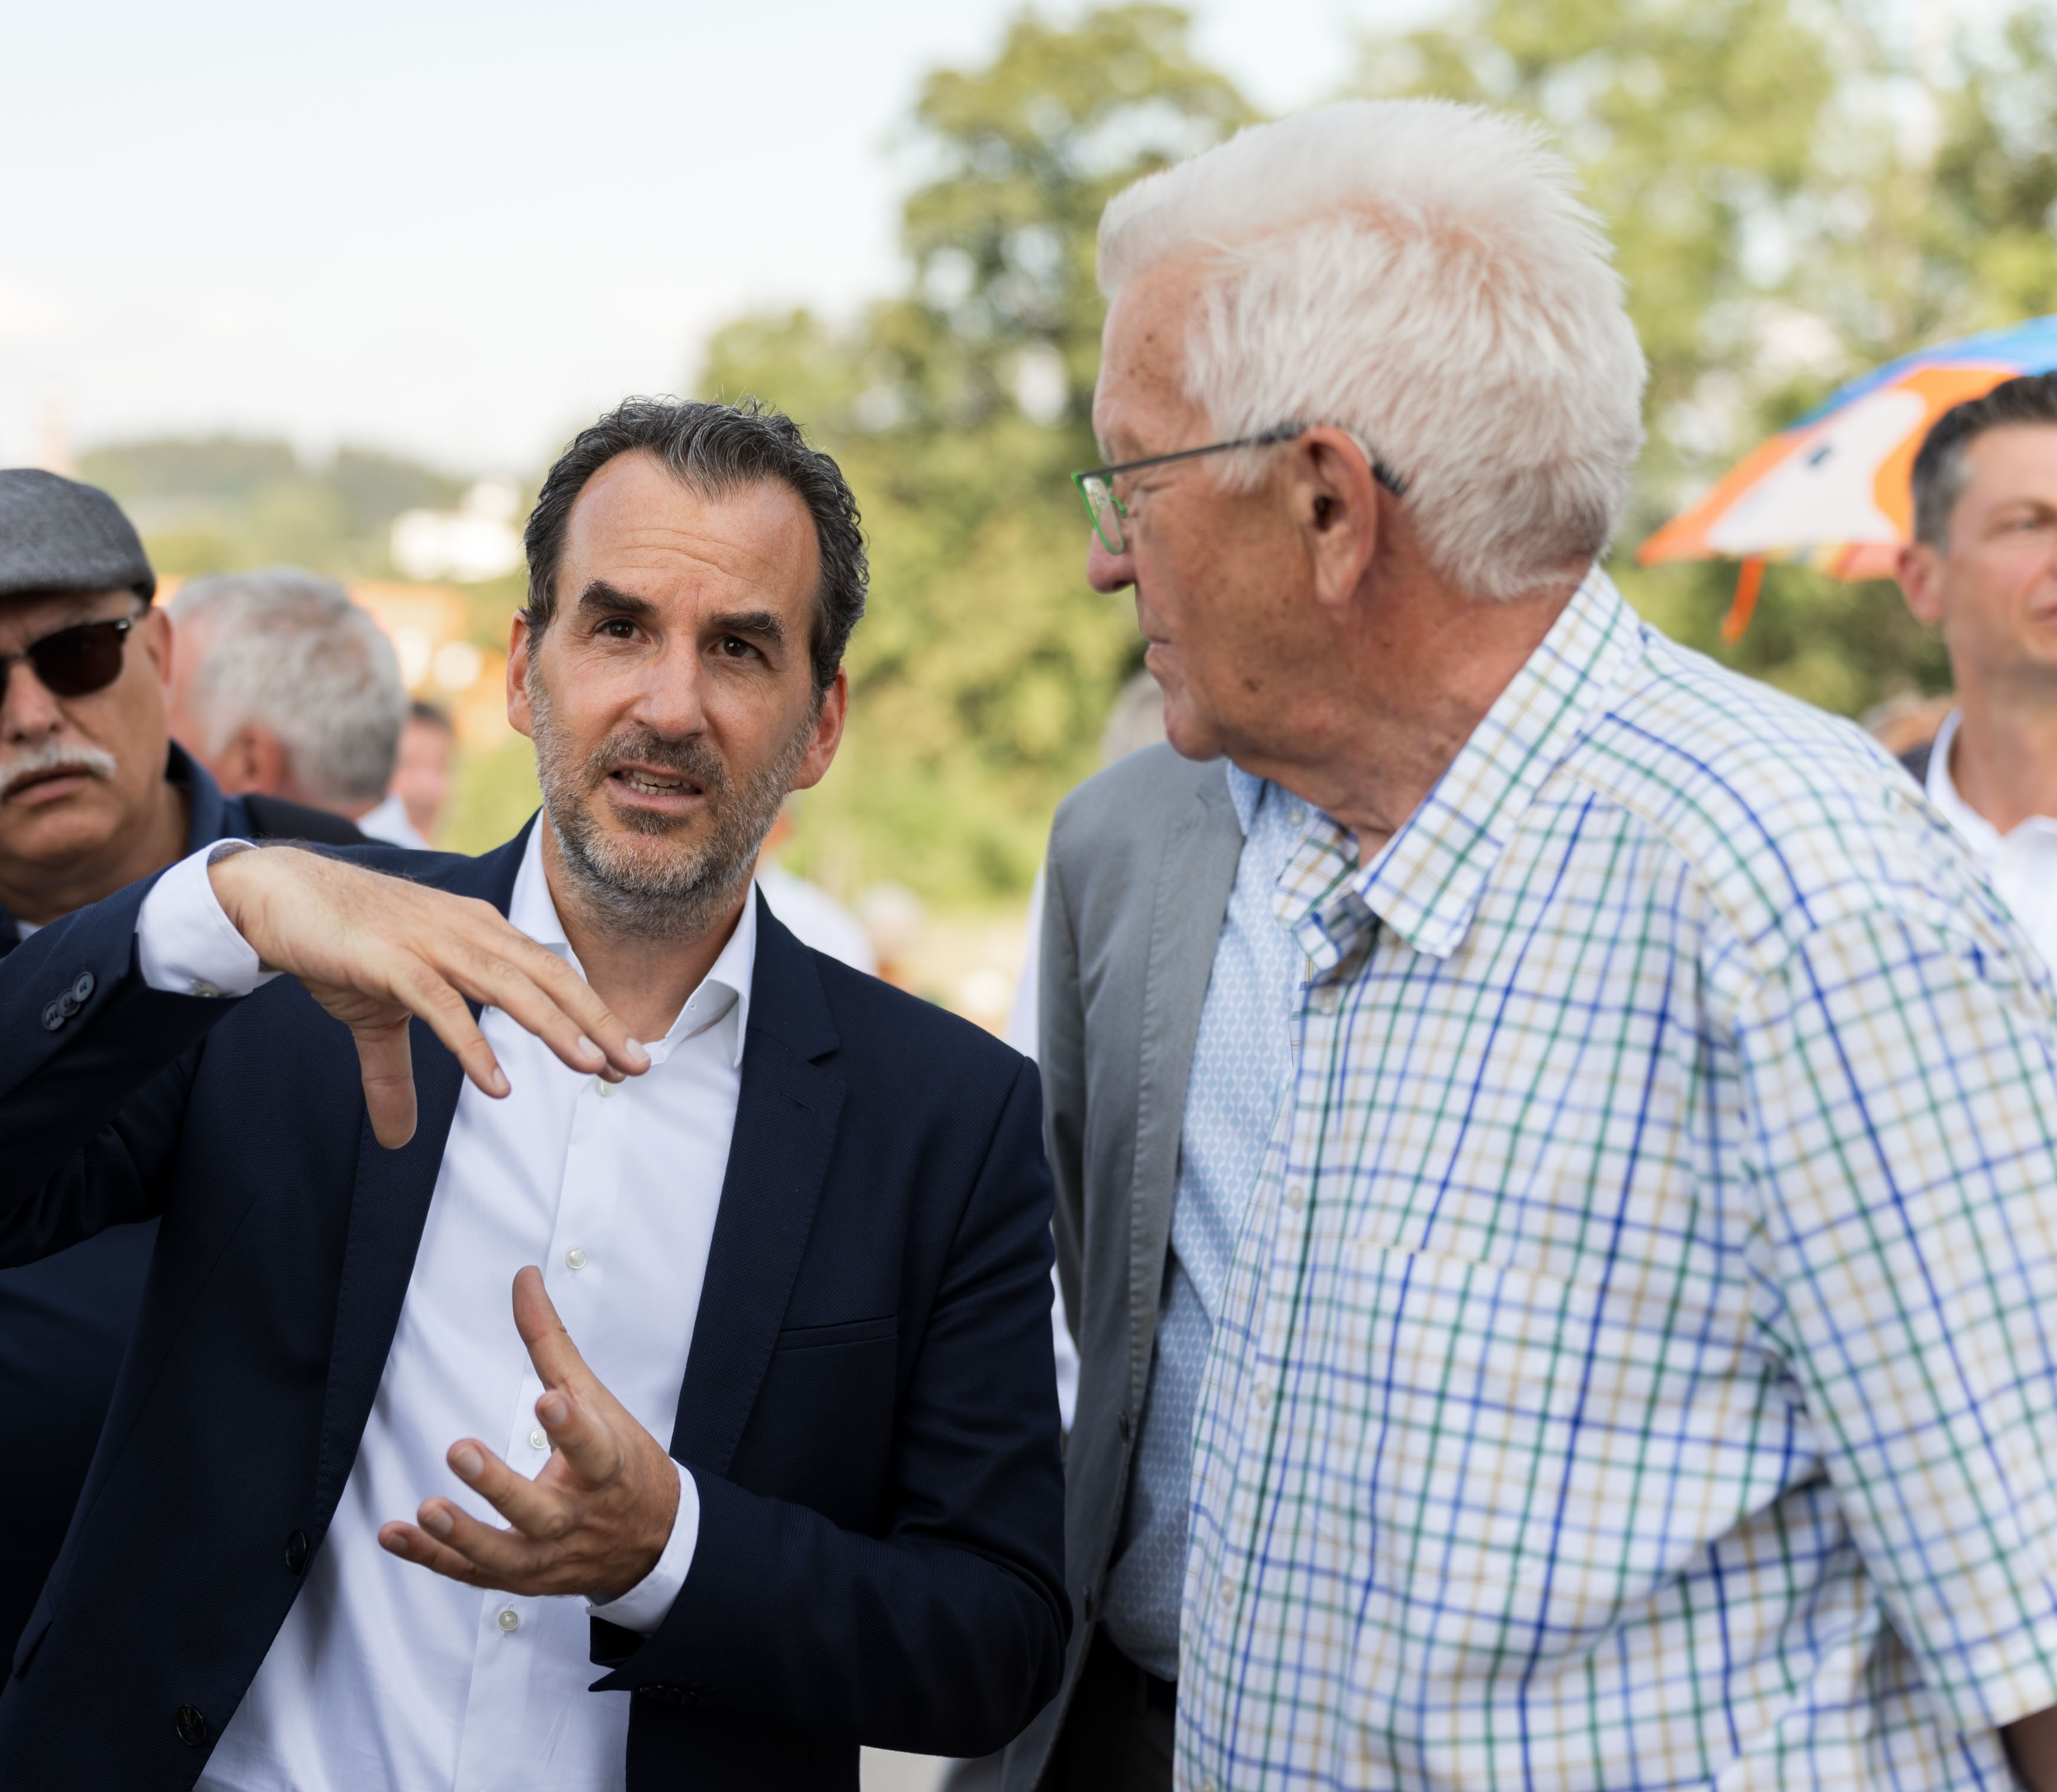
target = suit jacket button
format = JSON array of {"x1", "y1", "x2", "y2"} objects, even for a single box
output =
[
  {"x1": 285, "y1": 1530, "x2": 310, "y2": 1574},
  {"x1": 41, "y1": 1002, "x2": 64, "y2": 1031},
  {"x1": 174, "y1": 1705, "x2": 209, "y2": 1746},
  {"x1": 70, "y1": 971, "x2": 94, "y2": 1004},
  {"x1": 1118, "y1": 1410, "x2": 1133, "y2": 1442}
]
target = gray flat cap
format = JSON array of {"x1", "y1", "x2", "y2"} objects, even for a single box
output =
[{"x1": 0, "y1": 469, "x2": 155, "y2": 603}]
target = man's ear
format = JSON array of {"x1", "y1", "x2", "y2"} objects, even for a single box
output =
[
  {"x1": 140, "y1": 605, "x2": 174, "y2": 689},
  {"x1": 789, "y1": 667, "x2": 848, "y2": 793},
  {"x1": 507, "y1": 612, "x2": 536, "y2": 742},
  {"x1": 1290, "y1": 428, "x2": 1383, "y2": 611},
  {"x1": 215, "y1": 723, "x2": 291, "y2": 798},
  {"x1": 1896, "y1": 541, "x2": 1946, "y2": 626}
]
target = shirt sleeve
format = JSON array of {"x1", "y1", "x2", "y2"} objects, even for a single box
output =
[
  {"x1": 135, "y1": 841, "x2": 280, "y2": 998},
  {"x1": 1738, "y1": 903, "x2": 2057, "y2": 1738},
  {"x1": 585, "y1": 1459, "x2": 699, "y2": 1635}
]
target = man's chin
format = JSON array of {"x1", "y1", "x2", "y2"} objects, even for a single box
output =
[{"x1": 0, "y1": 794, "x2": 124, "y2": 870}]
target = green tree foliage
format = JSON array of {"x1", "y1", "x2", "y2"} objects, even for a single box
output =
[
  {"x1": 77, "y1": 436, "x2": 467, "y2": 579},
  {"x1": 699, "y1": 7, "x2": 1252, "y2": 901},
  {"x1": 1353, "y1": 0, "x2": 2057, "y2": 717}
]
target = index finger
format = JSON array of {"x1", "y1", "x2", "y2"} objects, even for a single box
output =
[{"x1": 445, "y1": 913, "x2": 650, "y2": 1080}]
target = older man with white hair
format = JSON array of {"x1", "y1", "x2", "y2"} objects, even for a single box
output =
[
  {"x1": 1013, "y1": 99, "x2": 2057, "y2": 1791},
  {"x1": 167, "y1": 567, "x2": 424, "y2": 845}
]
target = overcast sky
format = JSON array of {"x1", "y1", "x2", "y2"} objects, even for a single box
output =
[{"x1": 3, "y1": 0, "x2": 1435, "y2": 475}]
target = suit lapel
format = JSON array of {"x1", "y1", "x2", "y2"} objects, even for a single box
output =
[
  {"x1": 312, "y1": 827, "x2": 532, "y2": 1520},
  {"x1": 1124, "y1": 768, "x2": 1244, "y2": 1416},
  {"x1": 668, "y1": 892, "x2": 843, "y2": 1476}
]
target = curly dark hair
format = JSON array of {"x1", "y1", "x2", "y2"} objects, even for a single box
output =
[{"x1": 523, "y1": 397, "x2": 867, "y2": 692}]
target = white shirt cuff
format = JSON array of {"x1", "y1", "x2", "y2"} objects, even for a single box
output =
[
  {"x1": 586, "y1": 1459, "x2": 699, "y2": 1636},
  {"x1": 135, "y1": 842, "x2": 279, "y2": 998}
]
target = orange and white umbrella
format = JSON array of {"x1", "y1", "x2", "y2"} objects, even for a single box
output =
[{"x1": 1639, "y1": 316, "x2": 2057, "y2": 638}]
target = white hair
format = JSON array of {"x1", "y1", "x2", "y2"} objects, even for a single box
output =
[
  {"x1": 170, "y1": 568, "x2": 408, "y2": 804},
  {"x1": 1098, "y1": 99, "x2": 1647, "y2": 600}
]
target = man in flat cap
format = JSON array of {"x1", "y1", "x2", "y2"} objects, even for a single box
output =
[{"x1": 0, "y1": 469, "x2": 363, "y2": 1658}]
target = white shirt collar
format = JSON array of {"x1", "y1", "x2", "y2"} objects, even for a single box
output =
[
  {"x1": 508, "y1": 816, "x2": 757, "y2": 1069},
  {"x1": 1920, "y1": 707, "x2": 2057, "y2": 858},
  {"x1": 1922, "y1": 709, "x2": 1999, "y2": 858}
]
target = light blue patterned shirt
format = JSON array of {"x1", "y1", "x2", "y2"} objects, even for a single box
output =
[{"x1": 1099, "y1": 765, "x2": 1303, "y2": 1679}]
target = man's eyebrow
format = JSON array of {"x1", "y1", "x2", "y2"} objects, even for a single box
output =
[
  {"x1": 707, "y1": 608, "x2": 787, "y2": 646},
  {"x1": 572, "y1": 580, "x2": 660, "y2": 622}
]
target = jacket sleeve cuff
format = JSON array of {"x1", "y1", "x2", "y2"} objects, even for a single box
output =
[
  {"x1": 135, "y1": 842, "x2": 277, "y2": 998},
  {"x1": 586, "y1": 1459, "x2": 698, "y2": 1636}
]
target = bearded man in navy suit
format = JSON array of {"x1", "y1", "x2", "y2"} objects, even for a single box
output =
[{"x1": 0, "y1": 400, "x2": 1068, "y2": 1791}]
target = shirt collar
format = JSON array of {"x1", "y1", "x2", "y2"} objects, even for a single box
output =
[
  {"x1": 1925, "y1": 708, "x2": 2020, "y2": 863},
  {"x1": 1275, "y1": 564, "x2": 1643, "y2": 968},
  {"x1": 1226, "y1": 762, "x2": 1267, "y2": 836},
  {"x1": 508, "y1": 816, "x2": 758, "y2": 1068}
]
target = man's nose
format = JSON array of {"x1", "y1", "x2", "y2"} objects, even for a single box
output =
[
  {"x1": 0, "y1": 658, "x2": 66, "y2": 741},
  {"x1": 627, "y1": 643, "x2": 712, "y2": 736},
  {"x1": 1086, "y1": 532, "x2": 1137, "y2": 595}
]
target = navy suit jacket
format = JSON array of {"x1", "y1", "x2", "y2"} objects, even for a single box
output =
[
  {"x1": 0, "y1": 823, "x2": 1068, "y2": 1790},
  {"x1": 0, "y1": 746, "x2": 366, "y2": 1662}
]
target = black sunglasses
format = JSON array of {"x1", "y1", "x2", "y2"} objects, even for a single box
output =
[{"x1": 0, "y1": 613, "x2": 142, "y2": 702}]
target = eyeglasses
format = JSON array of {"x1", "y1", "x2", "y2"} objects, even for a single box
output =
[
  {"x1": 1072, "y1": 424, "x2": 1409, "y2": 554},
  {"x1": 0, "y1": 613, "x2": 141, "y2": 702}
]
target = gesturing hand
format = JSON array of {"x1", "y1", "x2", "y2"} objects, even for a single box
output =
[
  {"x1": 376, "y1": 1267, "x2": 683, "y2": 1603},
  {"x1": 207, "y1": 846, "x2": 648, "y2": 1148}
]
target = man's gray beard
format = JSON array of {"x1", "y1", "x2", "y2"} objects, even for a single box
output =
[{"x1": 528, "y1": 670, "x2": 815, "y2": 942}]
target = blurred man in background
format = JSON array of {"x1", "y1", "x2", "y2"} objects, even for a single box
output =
[
  {"x1": 1017, "y1": 99, "x2": 2057, "y2": 1792},
  {"x1": 0, "y1": 470, "x2": 361, "y2": 1662},
  {"x1": 755, "y1": 797, "x2": 876, "y2": 972},
  {"x1": 1896, "y1": 373, "x2": 2057, "y2": 970},
  {"x1": 389, "y1": 699, "x2": 457, "y2": 846},
  {"x1": 167, "y1": 566, "x2": 421, "y2": 845}
]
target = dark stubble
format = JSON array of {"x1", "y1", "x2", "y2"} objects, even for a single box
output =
[{"x1": 528, "y1": 664, "x2": 816, "y2": 941}]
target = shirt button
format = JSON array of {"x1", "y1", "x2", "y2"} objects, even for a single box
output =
[
  {"x1": 592, "y1": 1075, "x2": 617, "y2": 1098},
  {"x1": 1285, "y1": 1184, "x2": 1306, "y2": 1212},
  {"x1": 528, "y1": 1428, "x2": 548, "y2": 1452},
  {"x1": 1288, "y1": 809, "x2": 1306, "y2": 827},
  {"x1": 564, "y1": 1247, "x2": 588, "y2": 1272},
  {"x1": 1315, "y1": 986, "x2": 1341, "y2": 1015},
  {"x1": 497, "y1": 1607, "x2": 521, "y2": 1634},
  {"x1": 1217, "y1": 1581, "x2": 1234, "y2": 1607},
  {"x1": 1253, "y1": 1384, "x2": 1273, "y2": 1410},
  {"x1": 190, "y1": 980, "x2": 222, "y2": 999}
]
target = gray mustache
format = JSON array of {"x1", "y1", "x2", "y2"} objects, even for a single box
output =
[{"x1": 0, "y1": 739, "x2": 119, "y2": 801}]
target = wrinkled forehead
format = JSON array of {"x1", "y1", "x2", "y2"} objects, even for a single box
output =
[
  {"x1": 1094, "y1": 262, "x2": 1210, "y2": 455},
  {"x1": 1960, "y1": 423, "x2": 2057, "y2": 507},
  {"x1": 0, "y1": 587, "x2": 141, "y2": 652},
  {"x1": 561, "y1": 451, "x2": 820, "y2": 615}
]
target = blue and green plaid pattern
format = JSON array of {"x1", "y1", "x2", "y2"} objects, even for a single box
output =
[{"x1": 1177, "y1": 570, "x2": 2057, "y2": 1790}]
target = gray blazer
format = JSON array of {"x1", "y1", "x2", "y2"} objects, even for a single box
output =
[{"x1": 1004, "y1": 744, "x2": 1245, "y2": 1788}]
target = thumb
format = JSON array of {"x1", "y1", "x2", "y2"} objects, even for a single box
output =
[{"x1": 512, "y1": 1265, "x2": 594, "y2": 1395}]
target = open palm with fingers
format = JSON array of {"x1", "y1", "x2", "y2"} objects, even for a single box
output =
[
  {"x1": 375, "y1": 1267, "x2": 683, "y2": 1603},
  {"x1": 206, "y1": 845, "x2": 649, "y2": 1147}
]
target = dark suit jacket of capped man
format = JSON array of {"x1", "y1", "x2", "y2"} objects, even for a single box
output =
[
  {"x1": 0, "y1": 742, "x2": 365, "y2": 1665},
  {"x1": 0, "y1": 821, "x2": 1069, "y2": 1791}
]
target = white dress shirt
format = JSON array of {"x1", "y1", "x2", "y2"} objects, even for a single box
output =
[
  {"x1": 1923, "y1": 706, "x2": 2057, "y2": 973},
  {"x1": 356, "y1": 791, "x2": 433, "y2": 849},
  {"x1": 134, "y1": 824, "x2": 752, "y2": 1792}
]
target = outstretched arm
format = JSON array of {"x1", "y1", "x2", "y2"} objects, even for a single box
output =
[
  {"x1": 203, "y1": 845, "x2": 647, "y2": 1146},
  {"x1": 1, "y1": 842, "x2": 650, "y2": 1259}
]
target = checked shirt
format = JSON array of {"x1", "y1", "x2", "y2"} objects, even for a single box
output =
[{"x1": 1178, "y1": 569, "x2": 2057, "y2": 1791}]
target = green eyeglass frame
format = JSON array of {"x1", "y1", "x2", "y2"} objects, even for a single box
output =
[{"x1": 1070, "y1": 425, "x2": 1408, "y2": 554}]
